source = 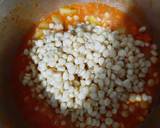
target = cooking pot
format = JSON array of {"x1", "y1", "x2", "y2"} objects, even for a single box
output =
[{"x1": 0, "y1": 0, "x2": 160, "y2": 127}]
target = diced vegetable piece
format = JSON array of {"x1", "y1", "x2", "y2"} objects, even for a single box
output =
[
  {"x1": 117, "y1": 27, "x2": 126, "y2": 33},
  {"x1": 104, "y1": 12, "x2": 110, "y2": 19},
  {"x1": 51, "y1": 15, "x2": 62, "y2": 23},
  {"x1": 33, "y1": 29, "x2": 43, "y2": 39},
  {"x1": 87, "y1": 16, "x2": 100, "y2": 25},
  {"x1": 59, "y1": 7, "x2": 77, "y2": 15},
  {"x1": 38, "y1": 22, "x2": 49, "y2": 29}
]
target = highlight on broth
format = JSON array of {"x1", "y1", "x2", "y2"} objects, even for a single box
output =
[{"x1": 13, "y1": 2, "x2": 159, "y2": 128}]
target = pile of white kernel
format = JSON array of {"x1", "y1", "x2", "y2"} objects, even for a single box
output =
[{"x1": 22, "y1": 20, "x2": 158, "y2": 128}]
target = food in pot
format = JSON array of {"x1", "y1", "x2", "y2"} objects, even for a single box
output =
[{"x1": 12, "y1": 2, "x2": 159, "y2": 128}]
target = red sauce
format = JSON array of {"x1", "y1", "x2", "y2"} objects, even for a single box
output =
[{"x1": 11, "y1": 3, "x2": 160, "y2": 128}]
